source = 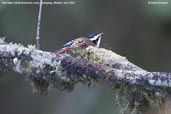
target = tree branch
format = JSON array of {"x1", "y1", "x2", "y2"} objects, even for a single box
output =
[
  {"x1": 0, "y1": 39, "x2": 171, "y2": 87},
  {"x1": 0, "y1": 38, "x2": 171, "y2": 113},
  {"x1": 35, "y1": 0, "x2": 43, "y2": 49}
]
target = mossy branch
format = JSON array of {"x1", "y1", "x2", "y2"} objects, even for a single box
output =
[{"x1": 0, "y1": 38, "x2": 171, "y2": 114}]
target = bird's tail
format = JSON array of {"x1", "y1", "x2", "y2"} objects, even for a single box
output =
[{"x1": 54, "y1": 47, "x2": 69, "y2": 54}]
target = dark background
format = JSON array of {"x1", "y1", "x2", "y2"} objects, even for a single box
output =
[{"x1": 0, "y1": 0, "x2": 171, "y2": 114}]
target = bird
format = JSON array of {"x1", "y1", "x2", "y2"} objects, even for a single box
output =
[{"x1": 55, "y1": 33, "x2": 103, "y2": 54}]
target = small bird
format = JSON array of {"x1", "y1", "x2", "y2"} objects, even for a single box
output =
[{"x1": 55, "y1": 33, "x2": 103, "y2": 54}]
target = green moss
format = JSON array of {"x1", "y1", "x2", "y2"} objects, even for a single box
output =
[{"x1": 113, "y1": 82, "x2": 171, "y2": 114}]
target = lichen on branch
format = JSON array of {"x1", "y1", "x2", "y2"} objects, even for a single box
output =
[{"x1": 0, "y1": 38, "x2": 171, "y2": 114}]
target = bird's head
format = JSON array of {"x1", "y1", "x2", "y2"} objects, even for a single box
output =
[{"x1": 87, "y1": 33, "x2": 103, "y2": 47}]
